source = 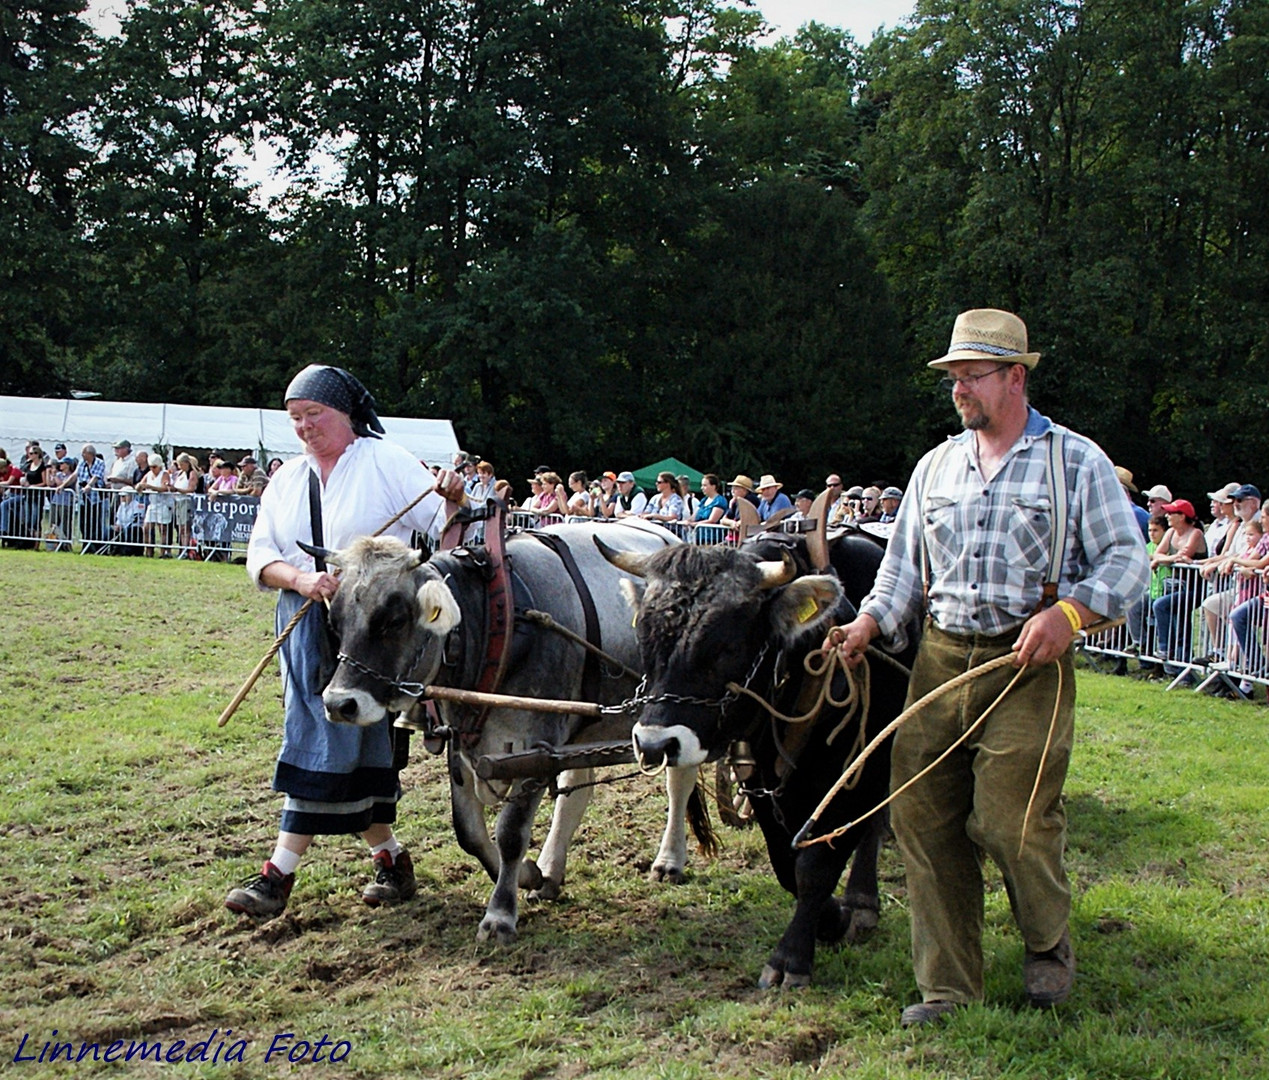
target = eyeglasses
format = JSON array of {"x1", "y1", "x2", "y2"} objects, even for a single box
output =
[{"x1": 939, "y1": 365, "x2": 1011, "y2": 392}]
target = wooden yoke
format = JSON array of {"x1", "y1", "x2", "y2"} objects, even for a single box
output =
[
  {"x1": 805, "y1": 488, "x2": 832, "y2": 571},
  {"x1": 734, "y1": 497, "x2": 760, "y2": 539}
]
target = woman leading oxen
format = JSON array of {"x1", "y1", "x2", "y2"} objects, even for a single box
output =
[{"x1": 226, "y1": 365, "x2": 464, "y2": 919}]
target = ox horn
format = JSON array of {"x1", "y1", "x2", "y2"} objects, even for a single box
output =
[
  {"x1": 297, "y1": 539, "x2": 339, "y2": 566},
  {"x1": 593, "y1": 535, "x2": 652, "y2": 578},
  {"x1": 755, "y1": 549, "x2": 797, "y2": 590}
]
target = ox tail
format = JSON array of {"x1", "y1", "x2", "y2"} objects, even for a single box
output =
[{"x1": 688, "y1": 771, "x2": 720, "y2": 858}]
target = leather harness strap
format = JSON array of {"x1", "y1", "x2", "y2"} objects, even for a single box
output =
[
  {"x1": 474, "y1": 502, "x2": 513, "y2": 701},
  {"x1": 526, "y1": 530, "x2": 604, "y2": 708}
]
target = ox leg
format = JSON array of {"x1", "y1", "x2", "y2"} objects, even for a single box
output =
[
  {"x1": 449, "y1": 762, "x2": 501, "y2": 885},
  {"x1": 531, "y1": 768, "x2": 594, "y2": 901},
  {"x1": 449, "y1": 749, "x2": 545, "y2": 891},
  {"x1": 839, "y1": 810, "x2": 885, "y2": 943},
  {"x1": 650, "y1": 765, "x2": 697, "y2": 884},
  {"x1": 759, "y1": 843, "x2": 852, "y2": 990},
  {"x1": 478, "y1": 786, "x2": 547, "y2": 945}
]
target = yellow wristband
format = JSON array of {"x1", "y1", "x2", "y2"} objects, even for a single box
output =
[{"x1": 1055, "y1": 600, "x2": 1082, "y2": 634}]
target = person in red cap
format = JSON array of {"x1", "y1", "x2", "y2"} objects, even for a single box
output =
[{"x1": 1149, "y1": 498, "x2": 1207, "y2": 671}]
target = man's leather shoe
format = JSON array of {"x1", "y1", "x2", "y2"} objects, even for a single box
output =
[
  {"x1": 1025, "y1": 928, "x2": 1075, "y2": 1007},
  {"x1": 900, "y1": 1000, "x2": 962, "y2": 1027}
]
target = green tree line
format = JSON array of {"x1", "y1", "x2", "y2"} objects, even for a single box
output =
[{"x1": 3, "y1": 0, "x2": 1266, "y2": 500}]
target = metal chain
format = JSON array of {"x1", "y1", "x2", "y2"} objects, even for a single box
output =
[
  {"x1": 606, "y1": 642, "x2": 773, "y2": 717},
  {"x1": 334, "y1": 650, "x2": 428, "y2": 699}
]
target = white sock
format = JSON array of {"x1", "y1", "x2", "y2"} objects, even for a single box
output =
[
  {"x1": 369, "y1": 837, "x2": 401, "y2": 860},
  {"x1": 269, "y1": 845, "x2": 303, "y2": 876}
]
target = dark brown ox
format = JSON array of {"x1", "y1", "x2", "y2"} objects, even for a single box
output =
[{"x1": 599, "y1": 533, "x2": 916, "y2": 988}]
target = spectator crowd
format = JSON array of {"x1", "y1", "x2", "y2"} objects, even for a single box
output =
[
  {"x1": 0, "y1": 440, "x2": 284, "y2": 556},
  {"x1": 7, "y1": 437, "x2": 1266, "y2": 697}
]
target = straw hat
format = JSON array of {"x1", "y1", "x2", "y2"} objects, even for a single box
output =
[
  {"x1": 928, "y1": 308, "x2": 1041, "y2": 370},
  {"x1": 728, "y1": 474, "x2": 755, "y2": 492},
  {"x1": 1114, "y1": 466, "x2": 1138, "y2": 493},
  {"x1": 756, "y1": 475, "x2": 782, "y2": 491}
]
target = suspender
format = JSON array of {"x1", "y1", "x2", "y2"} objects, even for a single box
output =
[
  {"x1": 308, "y1": 470, "x2": 325, "y2": 571},
  {"x1": 920, "y1": 440, "x2": 955, "y2": 610},
  {"x1": 1039, "y1": 428, "x2": 1068, "y2": 610},
  {"x1": 920, "y1": 428, "x2": 1070, "y2": 616}
]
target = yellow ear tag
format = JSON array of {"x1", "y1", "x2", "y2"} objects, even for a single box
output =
[
  {"x1": 796, "y1": 596, "x2": 820, "y2": 624},
  {"x1": 428, "y1": 607, "x2": 441, "y2": 623},
  {"x1": 631, "y1": 611, "x2": 638, "y2": 628}
]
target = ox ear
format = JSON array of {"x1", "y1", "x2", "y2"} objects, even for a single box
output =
[
  {"x1": 618, "y1": 577, "x2": 646, "y2": 618},
  {"x1": 768, "y1": 575, "x2": 843, "y2": 644},
  {"x1": 416, "y1": 579, "x2": 461, "y2": 636}
]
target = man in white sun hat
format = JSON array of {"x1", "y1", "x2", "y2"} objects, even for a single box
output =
[
  {"x1": 1142, "y1": 483, "x2": 1173, "y2": 518},
  {"x1": 823, "y1": 308, "x2": 1149, "y2": 1026}
]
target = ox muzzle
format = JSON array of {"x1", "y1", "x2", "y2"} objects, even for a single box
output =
[
  {"x1": 632, "y1": 721, "x2": 708, "y2": 770},
  {"x1": 321, "y1": 683, "x2": 391, "y2": 726}
]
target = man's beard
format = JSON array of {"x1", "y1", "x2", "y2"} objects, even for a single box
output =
[{"x1": 957, "y1": 399, "x2": 989, "y2": 430}]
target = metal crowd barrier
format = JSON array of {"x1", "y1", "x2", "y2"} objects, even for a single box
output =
[
  {"x1": 1081, "y1": 561, "x2": 1269, "y2": 695},
  {"x1": 0, "y1": 484, "x2": 250, "y2": 561},
  {"x1": 505, "y1": 510, "x2": 744, "y2": 545}
]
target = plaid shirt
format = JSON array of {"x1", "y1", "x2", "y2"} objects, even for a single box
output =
[
  {"x1": 861, "y1": 407, "x2": 1150, "y2": 650},
  {"x1": 76, "y1": 457, "x2": 107, "y2": 495}
]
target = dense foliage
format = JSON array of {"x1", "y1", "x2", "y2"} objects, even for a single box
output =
[{"x1": 3, "y1": 0, "x2": 1265, "y2": 497}]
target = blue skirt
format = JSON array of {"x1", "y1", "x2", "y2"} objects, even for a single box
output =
[{"x1": 272, "y1": 591, "x2": 402, "y2": 835}]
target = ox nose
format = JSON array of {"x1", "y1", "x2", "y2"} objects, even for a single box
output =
[
  {"x1": 633, "y1": 727, "x2": 679, "y2": 769},
  {"x1": 326, "y1": 695, "x2": 361, "y2": 723}
]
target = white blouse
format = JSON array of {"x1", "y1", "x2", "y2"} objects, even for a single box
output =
[{"x1": 247, "y1": 436, "x2": 446, "y2": 588}]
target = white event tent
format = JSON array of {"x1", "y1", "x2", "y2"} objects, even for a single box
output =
[{"x1": 0, "y1": 395, "x2": 461, "y2": 466}]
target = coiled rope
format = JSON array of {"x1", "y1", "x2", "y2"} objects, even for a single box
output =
[{"x1": 791, "y1": 618, "x2": 1121, "y2": 853}]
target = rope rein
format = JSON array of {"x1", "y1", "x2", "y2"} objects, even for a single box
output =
[{"x1": 791, "y1": 618, "x2": 1122, "y2": 851}]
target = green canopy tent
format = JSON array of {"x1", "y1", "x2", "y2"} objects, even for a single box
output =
[{"x1": 631, "y1": 457, "x2": 705, "y2": 493}]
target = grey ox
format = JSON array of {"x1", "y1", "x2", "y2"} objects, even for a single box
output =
[{"x1": 315, "y1": 521, "x2": 705, "y2": 943}]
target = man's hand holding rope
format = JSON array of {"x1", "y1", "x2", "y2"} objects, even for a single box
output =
[
  {"x1": 823, "y1": 613, "x2": 879, "y2": 669},
  {"x1": 827, "y1": 597, "x2": 1097, "y2": 672},
  {"x1": 1012, "y1": 597, "x2": 1094, "y2": 667}
]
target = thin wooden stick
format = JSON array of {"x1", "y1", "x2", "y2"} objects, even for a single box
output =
[{"x1": 423, "y1": 684, "x2": 604, "y2": 717}]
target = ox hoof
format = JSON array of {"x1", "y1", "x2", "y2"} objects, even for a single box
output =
[
  {"x1": 759, "y1": 964, "x2": 811, "y2": 991},
  {"x1": 529, "y1": 876, "x2": 562, "y2": 901},
  {"x1": 517, "y1": 860, "x2": 544, "y2": 892},
  {"x1": 648, "y1": 864, "x2": 686, "y2": 885},
  {"x1": 845, "y1": 905, "x2": 879, "y2": 944},
  {"x1": 476, "y1": 917, "x2": 518, "y2": 946}
]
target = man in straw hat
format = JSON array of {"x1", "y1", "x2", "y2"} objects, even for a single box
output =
[
  {"x1": 824, "y1": 308, "x2": 1149, "y2": 1024},
  {"x1": 754, "y1": 474, "x2": 792, "y2": 521}
]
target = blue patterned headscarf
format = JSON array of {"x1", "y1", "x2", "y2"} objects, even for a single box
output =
[{"x1": 284, "y1": 365, "x2": 385, "y2": 439}]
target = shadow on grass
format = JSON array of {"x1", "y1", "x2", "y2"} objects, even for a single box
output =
[{"x1": 1065, "y1": 791, "x2": 1219, "y2": 881}]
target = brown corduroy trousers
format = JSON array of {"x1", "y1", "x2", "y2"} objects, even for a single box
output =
[{"x1": 891, "y1": 621, "x2": 1075, "y2": 1004}]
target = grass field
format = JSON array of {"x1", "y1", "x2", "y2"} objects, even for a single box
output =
[{"x1": 1, "y1": 549, "x2": 1266, "y2": 1079}]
